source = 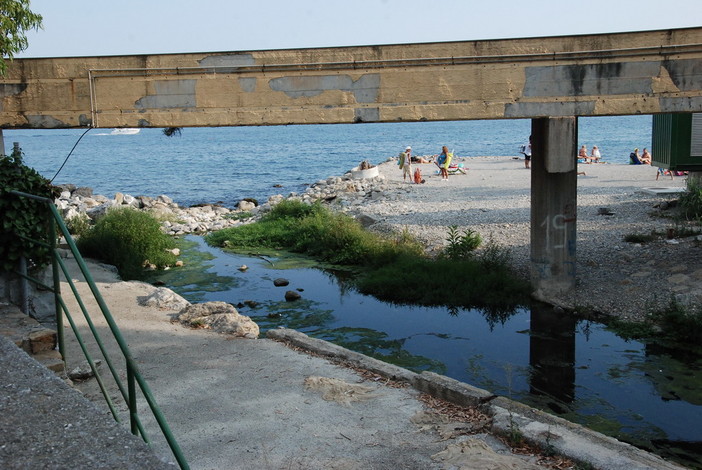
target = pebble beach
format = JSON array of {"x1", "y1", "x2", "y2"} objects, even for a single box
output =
[{"x1": 353, "y1": 156, "x2": 700, "y2": 322}]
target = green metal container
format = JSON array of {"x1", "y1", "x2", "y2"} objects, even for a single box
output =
[{"x1": 652, "y1": 113, "x2": 702, "y2": 170}]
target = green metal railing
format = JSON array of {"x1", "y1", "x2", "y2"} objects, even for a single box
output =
[{"x1": 9, "y1": 190, "x2": 189, "y2": 470}]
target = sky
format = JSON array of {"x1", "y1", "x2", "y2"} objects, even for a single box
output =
[{"x1": 17, "y1": 0, "x2": 702, "y2": 58}]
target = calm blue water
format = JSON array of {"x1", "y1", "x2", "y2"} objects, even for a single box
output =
[{"x1": 7, "y1": 115, "x2": 651, "y2": 207}]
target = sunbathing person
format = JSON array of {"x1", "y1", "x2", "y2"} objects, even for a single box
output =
[
  {"x1": 411, "y1": 154, "x2": 432, "y2": 164},
  {"x1": 578, "y1": 145, "x2": 588, "y2": 162},
  {"x1": 629, "y1": 148, "x2": 644, "y2": 164},
  {"x1": 641, "y1": 148, "x2": 652, "y2": 165}
]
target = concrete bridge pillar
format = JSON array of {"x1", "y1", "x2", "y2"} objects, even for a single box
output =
[{"x1": 530, "y1": 117, "x2": 578, "y2": 302}]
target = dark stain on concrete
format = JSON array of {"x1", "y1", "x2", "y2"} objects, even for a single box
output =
[
  {"x1": 135, "y1": 80, "x2": 197, "y2": 109},
  {"x1": 662, "y1": 58, "x2": 702, "y2": 92},
  {"x1": 25, "y1": 114, "x2": 67, "y2": 128},
  {"x1": 659, "y1": 95, "x2": 702, "y2": 112},
  {"x1": 524, "y1": 62, "x2": 658, "y2": 97},
  {"x1": 0, "y1": 83, "x2": 27, "y2": 97},
  {"x1": 268, "y1": 74, "x2": 380, "y2": 103},
  {"x1": 354, "y1": 107, "x2": 379, "y2": 123}
]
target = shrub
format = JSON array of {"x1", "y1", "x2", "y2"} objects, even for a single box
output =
[
  {"x1": 65, "y1": 213, "x2": 91, "y2": 238},
  {"x1": 679, "y1": 181, "x2": 702, "y2": 221},
  {"x1": 442, "y1": 225, "x2": 482, "y2": 260},
  {"x1": 0, "y1": 145, "x2": 59, "y2": 272},
  {"x1": 77, "y1": 207, "x2": 177, "y2": 280}
]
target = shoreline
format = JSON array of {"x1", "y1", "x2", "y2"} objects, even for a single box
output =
[{"x1": 55, "y1": 155, "x2": 699, "y2": 322}]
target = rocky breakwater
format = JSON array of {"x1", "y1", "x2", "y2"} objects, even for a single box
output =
[
  {"x1": 53, "y1": 164, "x2": 406, "y2": 236},
  {"x1": 276, "y1": 170, "x2": 407, "y2": 209},
  {"x1": 55, "y1": 184, "x2": 250, "y2": 235}
]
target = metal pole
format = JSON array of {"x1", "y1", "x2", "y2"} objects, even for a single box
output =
[
  {"x1": 49, "y1": 218, "x2": 64, "y2": 359},
  {"x1": 18, "y1": 256, "x2": 30, "y2": 316}
]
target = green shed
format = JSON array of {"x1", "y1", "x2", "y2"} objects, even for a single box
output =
[{"x1": 652, "y1": 113, "x2": 702, "y2": 170}]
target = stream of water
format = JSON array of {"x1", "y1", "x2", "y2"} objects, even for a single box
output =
[{"x1": 148, "y1": 236, "x2": 702, "y2": 469}]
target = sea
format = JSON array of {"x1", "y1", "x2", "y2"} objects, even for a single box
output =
[{"x1": 6, "y1": 115, "x2": 652, "y2": 208}]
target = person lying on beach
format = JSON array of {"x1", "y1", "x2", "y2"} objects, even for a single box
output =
[{"x1": 411, "y1": 155, "x2": 432, "y2": 163}]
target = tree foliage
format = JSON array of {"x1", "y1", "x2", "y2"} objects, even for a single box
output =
[
  {"x1": 0, "y1": 0, "x2": 43, "y2": 76},
  {"x1": 0, "y1": 144, "x2": 58, "y2": 272}
]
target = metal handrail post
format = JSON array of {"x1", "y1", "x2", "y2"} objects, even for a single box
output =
[
  {"x1": 49, "y1": 218, "x2": 65, "y2": 359},
  {"x1": 127, "y1": 363, "x2": 138, "y2": 436},
  {"x1": 18, "y1": 256, "x2": 29, "y2": 315}
]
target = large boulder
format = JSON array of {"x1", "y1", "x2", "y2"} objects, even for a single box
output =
[
  {"x1": 177, "y1": 301, "x2": 259, "y2": 339},
  {"x1": 137, "y1": 287, "x2": 190, "y2": 311},
  {"x1": 238, "y1": 200, "x2": 256, "y2": 212}
]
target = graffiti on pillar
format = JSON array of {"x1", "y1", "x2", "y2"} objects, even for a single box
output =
[
  {"x1": 539, "y1": 201, "x2": 576, "y2": 253},
  {"x1": 530, "y1": 257, "x2": 551, "y2": 280}
]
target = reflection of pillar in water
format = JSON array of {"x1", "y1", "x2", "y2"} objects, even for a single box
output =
[{"x1": 529, "y1": 304, "x2": 576, "y2": 405}]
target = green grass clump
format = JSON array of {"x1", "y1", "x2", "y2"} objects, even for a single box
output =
[
  {"x1": 606, "y1": 299, "x2": 702, "y2": 348},
  {"x1": 356, "y1": 252, "x2": 529, "y2": 309},
  {"x1": 623, "y1": 232, "x2": 657, "y2": 244},
  {"x1": 656, "y1": 301, "x2": 702, "y2": 344},
  {"x1": 679, "y1": 181, "x2": 702, "y2": 221},
  {"x1": 206, "y1": 199, "x2": 529, "y2": 309},
  {"x1": 77, "y1": 207, "x2": 177, "y2": 280},
  {"x1": 206, "y1": 199, "x2": 424, "y2": 266}
]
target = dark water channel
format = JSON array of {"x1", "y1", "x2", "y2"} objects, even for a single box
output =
[{"x1": 148, "y1": 236, "x2": 702, "y2": 468}]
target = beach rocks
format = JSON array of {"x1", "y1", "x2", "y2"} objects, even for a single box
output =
[
  {"x1": 52, "y1": 163, "x2": 404, "y2": 239},
  {"x1": 54, "y1": 185, "x2": 253, "y2": 236},
  {"x1": 284, "y1": 290, "x2": 302, "y2": 301},
  {"x1": 176, "y1": 301, "x2": 259, "y2": 339}
]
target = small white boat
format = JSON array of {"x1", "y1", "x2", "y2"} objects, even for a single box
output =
[{"x1": 110, "y1": 128, "x2": 140, "y2": 135}]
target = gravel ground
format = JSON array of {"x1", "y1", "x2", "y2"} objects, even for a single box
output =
[{"x1": 340, "y1": 156, "x2": 701, "y2": 322}]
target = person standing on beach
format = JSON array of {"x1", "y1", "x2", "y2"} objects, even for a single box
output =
[
  {"x1": 438, "y1": 146, "x2": 451, "y2": 180},
  {"x1": 590, "y1": 146, "x2": 601, "y2": 163},
  {"x1": 522, "y1": 136, "x2": 532, "y2": 169},
  {"x1": 398, "y1": 146, "x2": 412, "y2": 182}
]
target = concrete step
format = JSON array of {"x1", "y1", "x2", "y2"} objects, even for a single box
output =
[
  {"x1": 0, "y1": 301, "x2": 64, "y2": 373},
  {"x1": 33, "y1": 350, "x2": 65, "y2": 373}
]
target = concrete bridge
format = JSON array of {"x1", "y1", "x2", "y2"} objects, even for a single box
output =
[{"x1": 2, "y1": 27, "x2": 702, "y2": 299}]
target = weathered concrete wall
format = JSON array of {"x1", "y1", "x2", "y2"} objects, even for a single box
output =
[{"x1": 1, "y1": 27, "x2": 701, "y2": 129}]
